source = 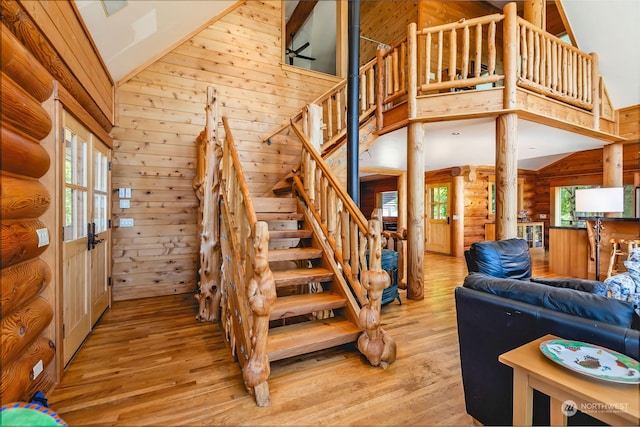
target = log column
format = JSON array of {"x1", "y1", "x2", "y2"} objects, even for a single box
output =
[
  {"x1": 495, "y1": 114, "x2": 519, "y2": 240},
  {"x1": 406, "y1": 22, "x2": 424, "y2": 300},
  {"x1": 603, "y1": 142, "x2": 624, "y2": 218},
  {"x1": 451, "y1": 175, "x2": 465, "y2": 257}
]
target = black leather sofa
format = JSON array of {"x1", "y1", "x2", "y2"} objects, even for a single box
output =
[{"x1": 456, "y1": 238, "x2": 640, "y2": 426}]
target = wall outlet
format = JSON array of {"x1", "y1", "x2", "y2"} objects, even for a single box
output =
[
  {"x1": 539, "y1": 213, "x2": 547, "y2": 219},
  {"x1": 120, "y1": 218, "x2": 134, "y2": 227},
  {"x1": 36, "y1": 228, "x2": 49, "y2": 247},
  {"x1": 33, "y1": 359, "x2": 43, "y2": 379}
]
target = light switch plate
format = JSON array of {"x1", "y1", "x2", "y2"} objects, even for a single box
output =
[
  {"x1": 120, "y1": 199, "x2": 130, "y2": 209},
  {"x1": 120, "y1": 218, "x2": 134, "y2": 227},
  {"x1": 36, "y1": 228, "x2": 49, "y2": 247}
]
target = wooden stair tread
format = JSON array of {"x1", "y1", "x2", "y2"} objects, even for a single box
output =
[
  {"x1": 269, "y1": 229, "x2": 312, "y2": 239},
  {"x1": 270, "y1": 293, "x2": 346, "y2": 320},
  {"x1": 269, "y1": 247, "x2": 322, "y2": 262},
  {"x1": 272, "y1": 267, "x2": 334, "y2": 286},
  {"x1": 267, "y1": 317, "x2": 361, "y2": 361},
  {"x1": 256, "y1": 213, "x2": 303, "y2": 221},
  {"x1": 253, "y1": 197, "x2": 296, "y2": 213}
]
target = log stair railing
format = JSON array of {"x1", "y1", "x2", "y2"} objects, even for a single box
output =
[{"x1": 196, "y1": 87, "x2": 397, "y2": 407}]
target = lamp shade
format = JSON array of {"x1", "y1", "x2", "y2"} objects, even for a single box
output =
[{"x1": 575, "y1": 187, "x2": 624, "y2": 213}]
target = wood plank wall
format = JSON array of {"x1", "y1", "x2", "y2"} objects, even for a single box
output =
[
  {"x1": 360, "y1": 1, "x2": 418, "y2": 64},
  {"x1": 111, "y1": 0, "x2": 340, "y2": 301},
  {"x1": 360, "y1": 176, "x2": 398, "y2": 222}
]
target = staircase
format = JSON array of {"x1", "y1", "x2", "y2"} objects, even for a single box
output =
[
  {"x1": 254, "y1": 196, "x2": 361, "y2": 362},
  {"x1": 196, "y1": 61, "x2": 397, "y2": 404}
]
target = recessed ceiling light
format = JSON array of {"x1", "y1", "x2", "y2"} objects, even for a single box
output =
[
  {"x1": 528, "y1": 146, "x2": 536, "y2": 150},
  {"x1": 101, "y1": 0, "x2": 127, "y2": 17},
  {"x1": 451, "y1": 132, "x2": 461, "y2": 136}
]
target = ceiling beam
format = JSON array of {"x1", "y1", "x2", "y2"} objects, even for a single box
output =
[{"x1": 285, "y1": 0, "x2": 318, "y2": 48}]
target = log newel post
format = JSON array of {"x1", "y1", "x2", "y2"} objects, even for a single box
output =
[
  {"x1": 194, "y1": 87, "x2": 223, "y2": 322},
  {"x1": 503, "y1": 2, "x2": 518, "y2": 110},
  {"x1": 244, "y1": 221, "x2": 276, "y2": 407},
  {"x1": 407, "y1": 22, "x2": 424, "y2": 300},
  {"x1": 357, "y1": 211, "x2": 397, "y2": 368}
]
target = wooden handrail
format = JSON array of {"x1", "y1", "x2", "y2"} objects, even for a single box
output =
[
  {"x1": 220, "y1": 116, "x2": 275, "y2": 406},
  {"x1": 416, "y1": 13, "x2": 505, "y2": 35},
  {"x1": 222, "y1": 117, "x2": 258, "y2": 227},
  {"x1": 291, "y1": 122, "x2": 369, "y2": 234}
]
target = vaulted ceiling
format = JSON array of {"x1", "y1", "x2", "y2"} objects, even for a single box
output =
[{"x1": 77, "y1": 0, "x2": 639, "y2": 172}]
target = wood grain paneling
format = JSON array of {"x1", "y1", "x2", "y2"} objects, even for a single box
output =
[
  {"x1": 111, "y1": 1, "x2": 340, "y2": 300},
  {"x1": 360, "y1": 1, "x2": 418, "y2": 64}
]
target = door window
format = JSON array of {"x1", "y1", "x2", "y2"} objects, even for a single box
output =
[
  {"x1": 429, "y1": 185, "x2": 448, "y2": 220},
  {"x1": 63, "y1": 128, "x2": 88, "y2": 241}
]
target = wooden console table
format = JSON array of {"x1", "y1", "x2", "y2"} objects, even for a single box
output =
[{"x1": 499, "y1": 334, "x2": 639, "y2": 426}]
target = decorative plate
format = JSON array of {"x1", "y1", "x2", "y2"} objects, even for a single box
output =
[{"x1": 540, "y1": 339, "x2": 640, "y2": 384}]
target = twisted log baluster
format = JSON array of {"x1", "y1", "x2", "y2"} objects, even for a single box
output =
[
  {"x1": 357, "y1": 215, "x2": 397, "y2": 368},
  {"x1": 243, "y1": 222, "x2": 276, "y2": 406}
]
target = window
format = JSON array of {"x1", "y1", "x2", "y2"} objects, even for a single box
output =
[
  {"x1": 381, "y1": 191, "x2": 398, "y2": 217},
  {"x1": 557, "y1": 184, "x2": 635, "y2": 226},
  {"x1": 283, "y1": 0, "x2": 342, "y2": 76},
  {"x1": 64, "y1": 127, "x2": 88, "y2": 241}
]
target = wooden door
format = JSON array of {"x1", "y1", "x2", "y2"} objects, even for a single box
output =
[
  {"x1": 62, "y1": 113, "x2": 91, "y2": 365},
  {"x1": 62, "y1": 111, "x2": 111, "y2": 365},
  {"x1": 425, "y1": 182, "x2": 451, "y2": 254},
  {"x1": 90, "y1": 140, "x2": 111, "y2": 325}
]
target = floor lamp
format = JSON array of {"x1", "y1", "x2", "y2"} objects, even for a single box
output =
[{"x1": 575, "y1": 187, "x2": 624, "y2": 281}]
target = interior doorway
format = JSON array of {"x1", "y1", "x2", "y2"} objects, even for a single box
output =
[{"x1": 425, "y1": 182, "x2": 451, "y2": 254}]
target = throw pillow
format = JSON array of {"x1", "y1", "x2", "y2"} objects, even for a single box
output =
[{"x1": 604, "y1": 247, "x2": 640, "y2": 316}]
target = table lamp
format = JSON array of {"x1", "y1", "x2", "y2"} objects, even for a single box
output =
[{"x1": 575, "y1": 187, "x2": 624, "y2": 281}]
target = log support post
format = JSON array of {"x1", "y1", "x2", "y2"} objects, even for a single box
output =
[
  {"x1": 495, "y1": 113, "x2": 518, "y2": 240},
  {"x1": 406, "y1": 22, "x2": 424, "y2": 300},
  {"x1": 451, "y1": 175, "x2": 465, "y2": 257},
  {"x1": 603, "y1": 142, "x2": 623, "y2": 219}
]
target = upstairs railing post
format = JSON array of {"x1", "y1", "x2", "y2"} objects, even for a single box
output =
[
  {"x1": 591, "y1": 52, "x2": 600, "y2": 130},
  {"x1": 503, "y1": 2, "x2": 518, "y2": 109},
  {"x1": 375, "y1": 47, "x2": 385, "y2": 130}
]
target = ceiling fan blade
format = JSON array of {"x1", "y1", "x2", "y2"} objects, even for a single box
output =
[
  {"x1": 294, "y1": 41, "x2": 310, "y2": 54},
  {"x1": 296, "y1": 54, "x2": 316, "y2": 61}
]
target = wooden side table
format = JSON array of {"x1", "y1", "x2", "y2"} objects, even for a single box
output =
[{"x1": 499, "y1": 334, "x2": 640, "y2": 426}]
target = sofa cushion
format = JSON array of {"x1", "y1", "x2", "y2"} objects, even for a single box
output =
[
  {"x1": 468, "y1": 238, "x2": 532, "y2": 279},
  {"x1": 463, "y1": 272, "x2": 636, "y2": 328},
  {"x1": 530, "y1": 277, "x2": 608, "y2": 296}
]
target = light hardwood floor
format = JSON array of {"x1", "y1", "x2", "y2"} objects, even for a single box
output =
[{"x1": 48, "y1": 252, "x2": 551, "y2": 426}]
